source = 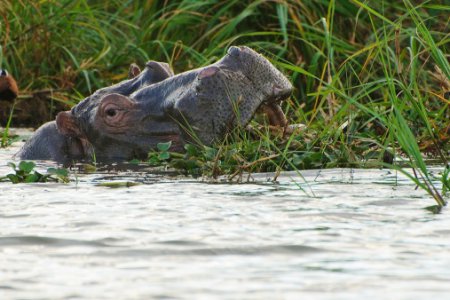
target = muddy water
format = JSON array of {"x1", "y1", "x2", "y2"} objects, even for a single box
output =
[{"x1": 1, "y1": 129, "x2": 449, "y2": 300}]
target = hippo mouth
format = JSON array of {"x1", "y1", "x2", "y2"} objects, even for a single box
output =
[{"x1": 197, "y1": 46, "x2": 293, "y2": 131}]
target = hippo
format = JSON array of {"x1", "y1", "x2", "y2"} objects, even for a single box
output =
[{"x1": 16, "y1": 46, "x2": 293, "y2": 164}]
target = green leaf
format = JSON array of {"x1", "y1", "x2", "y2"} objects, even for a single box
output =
[
  {"x1": 18, "y1": 161, "x2": 36, "y2": 173},
  {"x1": 46, "y1": 168, "x2": 69, "y2": 182},
  {"x1": 203, "y1": 146, "x2": 218, "y2": 161},
  {"x1": 46, "y1": 167, "x2": 57, "y2": 174},
  {"x1": 129, "y1": 159, "x2": 140, "y2": 165},
  {"x1": 24, "y1": 174, "x2": 40, "y2": 183},
  {"x1": 7, "y1": 162, "x2": 16, "y2": 170},
  {"x1": 81, "y1": 164, "x2": 97, "y2": 173},
  {"x1": 6, "y1": 174, "x2": 19, "y2": 184},
  {"x1": 57, "y1": 170, "x2": 68, "y2": 177},
  {"x1": 424, "y1": 205, "x2": 442, "y2": 214},
  {"x1": 171, "y1": 158, "x2": 202, "y2": 171},
  {"x1": 55, "y1": 168, "x2": 69, "y2": 177},
  {"x1": 184, "y1": 144, "x2": 199, "y2": 157},
  {"x1": 157, "y1": 141, "x2": 172, "y2": 152},
  {"x1": 158, "y1": 151, "x2": 170, "y2": 160},
  {"x1": 147, "y1": 155, "x2": 160, "y2": 165}
]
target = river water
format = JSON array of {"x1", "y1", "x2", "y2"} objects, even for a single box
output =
[{"x1": 1, "y1": 129, "x2": 449, "y2": 299}]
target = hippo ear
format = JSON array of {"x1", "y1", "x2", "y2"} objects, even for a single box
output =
[
  {"x1": 128, "y1": 63, "x2": 141, "y2": 79},
  {"x1": 56, "y1": 111, "x2": 83, "y2": 138}
]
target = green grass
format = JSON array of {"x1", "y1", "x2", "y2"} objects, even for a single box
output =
[
  {"x1": 1, "y1": 100, "x2": 16, "y2": 147},
  {"x1": 1, "y1": 0, "x2": 448, "y2": 204}
]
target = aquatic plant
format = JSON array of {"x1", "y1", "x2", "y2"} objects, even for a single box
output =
[
  {"x1": 442, "y1": 165, "x2": 450, "y2": 197},
  {"x1": 147, "y1": 141, "x2": 173, "y2": 165},
  {"x1": 0, "y1": 161, "x2": 69, "y2": 183},
  {"x1": 1, "y1": 100, "x2": 16, "y2": 147}
]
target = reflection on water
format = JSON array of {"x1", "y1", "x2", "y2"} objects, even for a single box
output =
[{"x1": 0, "y1": 131, "x2": 449, "y2": 299}]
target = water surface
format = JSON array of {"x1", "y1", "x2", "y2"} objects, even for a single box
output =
[{"x1": 1, "y1": 129, "x2": 449, "y2": 299}]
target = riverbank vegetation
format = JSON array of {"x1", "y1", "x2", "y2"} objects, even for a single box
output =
[{"x1": 0, "y1": 0, "x2": 448, "y2": 205}]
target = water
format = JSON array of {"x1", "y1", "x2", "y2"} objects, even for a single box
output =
[{"x1": 1, "y1": 129, "x2": 449, "y2": 299}]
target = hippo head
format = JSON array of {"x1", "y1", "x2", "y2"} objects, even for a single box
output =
[{"x1": 56, "y1": 46, "x2": 293, "y2": 162}]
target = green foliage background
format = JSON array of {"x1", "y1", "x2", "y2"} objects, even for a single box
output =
[
  {"x1": 1, "y1": 1, "x2": 447, "y2": 103},
  {"x1": 1, "y1": 1, "x2": 449, "y2": 148}
]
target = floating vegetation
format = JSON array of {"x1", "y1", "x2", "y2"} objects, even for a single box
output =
[{"x1": 0, "y1": 161, "x2": 69, "y2": 183}]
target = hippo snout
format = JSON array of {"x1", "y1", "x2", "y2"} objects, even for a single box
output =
[
  {"x1": 270, "y1": 83, "x2": 292, "y2": 103},
  {"x1": 164, "y1": 46, "x2": 292, "y2": 145},
  {"x1": 223, "y1": 46, "x2": 293, "y2": 104}
]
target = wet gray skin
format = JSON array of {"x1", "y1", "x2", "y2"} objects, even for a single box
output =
[{"x1": 17, "y1": 46, "x2": 292, "y2": 164}]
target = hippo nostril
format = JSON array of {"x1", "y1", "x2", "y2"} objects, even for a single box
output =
[
  {"x1": 270, "y1": 84, "x2": 292, "y2": 102},
  {"x1": 273, "y1": 84, "x2": 287, "y2": 97}
]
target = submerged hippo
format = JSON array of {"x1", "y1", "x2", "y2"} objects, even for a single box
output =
[{"x1": 16, "y1": 46, "x2": 293, "y2": 164}]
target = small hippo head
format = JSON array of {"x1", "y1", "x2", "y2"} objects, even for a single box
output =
[
  {"x1": 56, "y1": 60, "x2": 177, "y2": 161},
  {"x1": 56, "y1": 46, "x2": 292, "y2": 162}
]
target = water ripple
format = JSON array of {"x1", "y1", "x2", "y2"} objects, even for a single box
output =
[{"x1": 0, "y1": 236, "x2": 115, "y2": 247}]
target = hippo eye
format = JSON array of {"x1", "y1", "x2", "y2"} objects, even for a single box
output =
[
  {"x1": 105, "y1": 108, "x2": 117, "y2": 117},
  {"x1": 0, "y1": 69, "x2": 7, "y2": 76},
  {"x1": 100, "y1": 95, "x2": 134, "y2": 127}
]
